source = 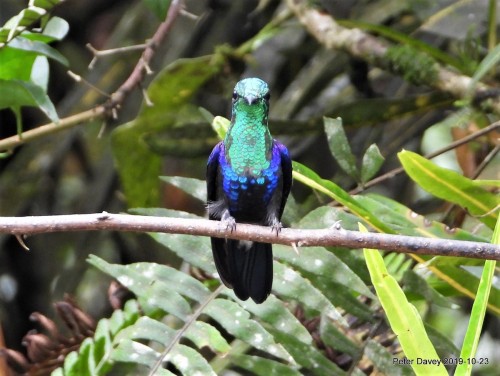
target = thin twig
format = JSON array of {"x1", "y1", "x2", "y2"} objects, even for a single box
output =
[
  {"x1": 67, "y1": 70, "x2": 110, "y2": 98},
  {"x1": 107, "y1": 0, "x2": 183, "y2": 109},
  {"x1": 351, "y1": 120, "x2": 500, "y2": 194},
  {"x1": 148, "y1": 285, "x2": 223, "y2": 375},
  {"x1": 86, "y1": 42, "x2": 149, "y2": 69},
  {"x1": 0, "y1": 213, "x2": 497, "y2": 260},
  {"x1": 0, "y1": 107, "x2": 106, "y2": 152}
]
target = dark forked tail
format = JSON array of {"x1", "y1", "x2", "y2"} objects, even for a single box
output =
[{"x1": 211, "y1": 238, "x2": 273, "y2": 303}]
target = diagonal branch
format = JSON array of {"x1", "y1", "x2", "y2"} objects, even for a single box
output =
[
  {"x1": 0, "y1": 213, "x2": 498, "y2": 260},
  {"x1": 286, "y1": 0, "x2": 500, "y2": 115},
  {"x1": 0, "y1": 0, "x2": 183, "y2": 153},
  {"x1": 106, "y1": 0, "x2": 183, "y2": 109}
]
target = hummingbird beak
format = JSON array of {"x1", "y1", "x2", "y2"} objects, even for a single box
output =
[{"x1": 244, "y1": 95, "x2": 257, "y2": 105}]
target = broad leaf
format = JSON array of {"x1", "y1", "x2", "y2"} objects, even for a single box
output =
[
  {"x1": 112, "y1": 55, "x2": 224, "y2": 207},
  {"x1": 398, "y1": 150, "x2": 498, "y2": 228},
  {"x1": 362, "y1": 225, "x2": 447, "y2": 375},
  {"x1": 8, "y1": 37, "x2": 68, "y2": 66},
  {"x1": 324, "y1": 117, "x2": 359, "y2": 181},
  {"x1": 205, "y1": 299, "x2": 293, "y2": 363},
  {"x1": 231, "y1": 354, "x2": 301, "y2": 376},
  {"x1": 292, "y1": 161, "x2": 393, "y2": 233},
  {"x1": 160, "y1": 176, "x2": 206, "y2": 203},
  {"x1": 0, "y1": 79, "x2": 59, "y2": 123},
  {"x1": 360, "y1": 143, "x2": 384, "y2": 183}
]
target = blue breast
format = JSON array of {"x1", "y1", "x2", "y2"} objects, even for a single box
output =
[{"x1": 219, "y1": 143, "x2": 281, "y2": 214}]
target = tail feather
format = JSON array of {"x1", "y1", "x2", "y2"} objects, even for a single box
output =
[
  {"x1": 211, "y1": 238, "x2": 273, "y2": 303},
  {"x1": 211, "y1": 237, "x2": 233, "y2": 288}
]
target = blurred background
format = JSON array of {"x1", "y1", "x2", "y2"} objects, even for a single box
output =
[{"x1": 0, "y1": 0, "x2": 498, "y2": 373}]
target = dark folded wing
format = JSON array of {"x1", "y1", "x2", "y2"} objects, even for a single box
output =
[{"x1": 275, "y1": 141, "x2": 293, "y2": 219}]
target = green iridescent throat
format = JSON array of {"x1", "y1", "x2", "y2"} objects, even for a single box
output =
[{"x1": 225, "y1": 100, "x2": 272, "y2": 176}]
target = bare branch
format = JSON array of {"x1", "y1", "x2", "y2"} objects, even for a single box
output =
[
  {"x1": 0, "y1": 213, "x2": 497, "y2": 260},
  {"x1": 67, "y1": 70, "x2": 110, "y2": 98},
  {"x1": 286, "y1": 0, "x2": 500, "y2": 115},
  {"x1": 86, "y1": 42, "x2": 149, "y2": 69},
  {"x1": 0, "y1": 107, "x2": 106, "y2": 152},
  {"x1": 107, "y1": 0, "x2": 183, "y2": 109}
]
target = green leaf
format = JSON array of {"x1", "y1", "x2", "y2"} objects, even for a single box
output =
[
  {"x1": 42, "y1": 16, "x2": 70, "y2": 40},
  {"x1": 88, "y1": 256, "x2": 192, "y2": 320},
  {"x1": 160, "y1": 176, "x2": 206, "y2": 203},
  {"x1": 269, "y1": 330, "x2": 345, "y2": 376},
  {"x1": 185, "y1": 321, "x2": 231, "y2": 353},
  {"x1": 360, "y1": 143, "x2": 384, "y2": 183},
  {"x1": 456, "y1": 217, "x2": 498, "y2": 375},
  {"x1": 364, "y1": 340, "x2": 414, "y2": 376},
  {"x1": 424, "y1": 324, "x2": 459, "y2": 359},
  {"x1": 384, "y1": 252, "x2": 411, "y2": 280},
  {"x1": 111, "y1": 339, "x2": 174, "y2": 374},
  {"x1": 235, "y1": 295, "x2": 313, "y2": 344},
  {"x1": 143, "y1": 0, "x2": 171, "y2": 20},
  {"x1": 0, "y1": 47, "x2": 36, "y2": 81},
  {"x1": 398, "y1": 150, "x2": 498, "y2": 228},
  {"x1": 167, "y1": 344, "x2": 217, "y2": 376},
  {"x1": 297, "y1": 206, "x2": 370, "y2": 280},
  {"x1": 212, "y1": 115, "x2": 230, "y2": 140},
  {"x1": 427, "y1": 264, "x2": 500, "y2": 315},
  {"x1": 112, "y1": 55, "x2": 224, "y2": 207},
  {"x1": 310, "y1": 277, "x2": 375, "y2": 321},
  {"x1": 324, "y1": 117, "x2": 359, "y2": 181},
  {"x1": 274, "y1": 245, "x2": 373, "y2": 298},
  {"x1": 469, "y1": 42, "x2": 500, "y2": 92},
  {"x1": 273, "y1": 262, "x2": 346, "y2": 325},
  {"x1": 128, "y1": 262, "x2": 211, "y2": 303},
  {"x1": 8, "y1": 37, "x2": 68, "y2": 66},
  {"x1": 0, "y1": 79, "x2": 59, "y2": 123},
  {"x1": 231, "y1": 354, "x2": 302, "y2": 376},
  {"x1": 205, "y1": 299, "x2": 294, "y2": 363},
  {"x1": 292, "y1": 161, "x2": 393, "y2": 233},
  {"x1": 402, "y1": 270, "x2": 456, "y2": 309},
  {"x1": 0, "y1": 7, "x2": 46, "y2": 45},
  {"x1": 362, "y1": 225, "x2": 447, "y2": 376},
  {"x1": 30, "y1": 56, "x2": 49, "y2": 90},
  {"x1": 356, "y1": 193, "x2": 489, "y2": 242},
  {"x1": 319, "y1": 315, "x2": 359, "y2": 356},
  {"x1": 141, "y1": 209, "x2": 216, "y2": 274}
]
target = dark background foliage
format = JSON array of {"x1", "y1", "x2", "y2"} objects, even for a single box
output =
[{"x1": 0, "y1": 0, "x2": 498, "y2": 374}]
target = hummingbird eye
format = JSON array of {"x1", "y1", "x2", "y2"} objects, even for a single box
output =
[
  {"x1": 232, "y1": 92, "x2": 238, "y2": 100},
  {"x1": 264, "y1": 93, "x2": 270, "y2": 101}
]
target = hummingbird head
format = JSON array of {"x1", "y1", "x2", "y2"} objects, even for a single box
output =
[{"x1": 232, "y1": 78, "x2": 270, "y2": 107}]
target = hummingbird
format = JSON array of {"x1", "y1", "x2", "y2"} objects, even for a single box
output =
[{"x1": 207, "y1": 78, "x2": 292, "y2": 303}]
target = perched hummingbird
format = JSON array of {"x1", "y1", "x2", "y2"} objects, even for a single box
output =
[{"x1": 207, "y1": 78, "x2": 292, "y2": 303}]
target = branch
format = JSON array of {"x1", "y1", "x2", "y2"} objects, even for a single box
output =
[
  {"x1": 351, "y1": 120, "x2": 500, "y2": 194},
  {"x1": 106, "y1": 0, "x2": 183, "y2": 109},
  {"x1": 0, "y1": 0, "x2": 183, "y2": 153},
  {"x1": 0, "y1": 107, "x2": 106, "y2": 151},
  {"x1": 286, "y1": 0, "x2": 500, "y2": 115},
  {"x1": 0, "y1": 213, "x2": 498, "y2": 260}
]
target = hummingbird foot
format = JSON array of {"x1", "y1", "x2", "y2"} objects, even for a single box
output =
[
  {"x1": 221, "y1": 210, "x2": 236, "y2": 232},
  {"x1": 270, "y1": 218, "x2": 283, "y2": 236}
]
